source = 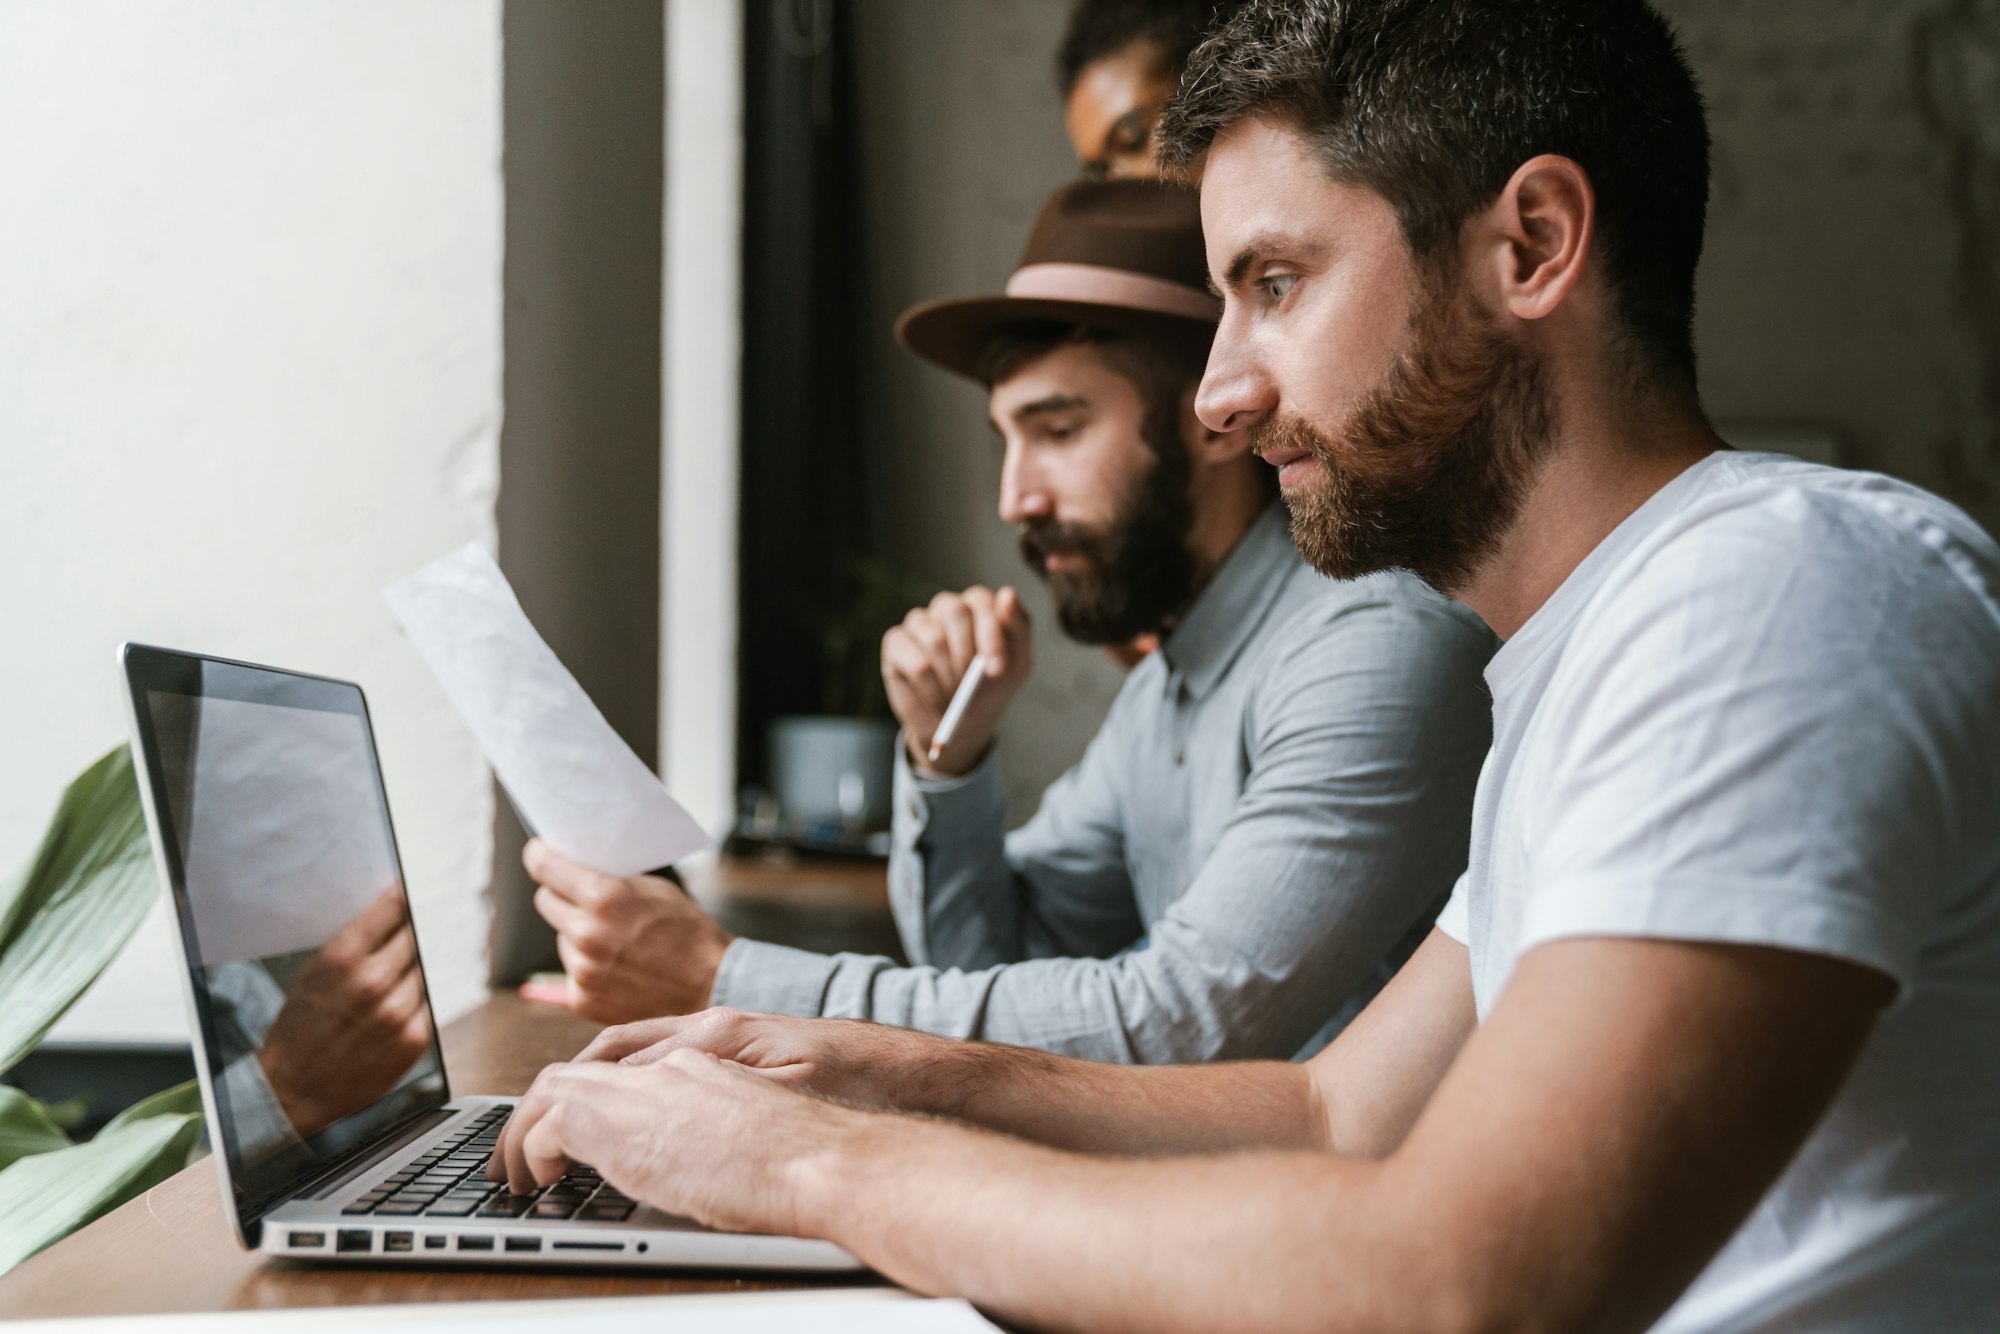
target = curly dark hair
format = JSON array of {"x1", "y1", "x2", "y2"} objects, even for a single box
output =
[
  {"x1": 1159, "y1": 0, "x2": 1711, "y2": 388},
  {"x1": 1056, "y1": 0, "x2": 1246, "y2": 96}
]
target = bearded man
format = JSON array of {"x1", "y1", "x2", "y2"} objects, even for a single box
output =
[
  {"x1": 524, "y1": 179, "x2": 1495, "y2": 1063},
  {"x1": 495, "y1": 4, "x2": 2000, "y2": 1329}
]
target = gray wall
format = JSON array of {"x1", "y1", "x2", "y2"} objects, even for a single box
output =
[
  {"x1": 852, "y1": 0, "x2": 1126, "y2": 822},
  {"x1": 848, "y1": 0, "x2": 2000, "y2": 824},
  {"x1": 492, "y1": 0, "x2": 665, "y2": 981},
  {"x1": 1668, "y1": 0, "x2": 1999, "y2": 526}
]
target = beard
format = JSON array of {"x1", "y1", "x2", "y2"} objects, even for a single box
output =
[
  {"x1": 1254, "y1": 274, "x2": 1556, "y2": 596},
  {"x1": 1018, "y1": 445, "x2": 1198, "y2": 645}
]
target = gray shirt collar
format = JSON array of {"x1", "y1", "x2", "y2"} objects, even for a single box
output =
[{"x1": 1160, "y1": 502, "x2": 1301, "y2": 701}]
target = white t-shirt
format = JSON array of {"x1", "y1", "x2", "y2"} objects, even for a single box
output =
[{"x1": 1436, "y1": 451, "x2": 2000, "y2": 1331}]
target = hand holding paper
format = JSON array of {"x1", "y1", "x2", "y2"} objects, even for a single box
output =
[{"x1": 386, "y1": 545, "x2": 711, "y2": 878}]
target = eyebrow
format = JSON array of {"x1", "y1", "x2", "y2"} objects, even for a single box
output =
[
  {"x1": 995, "y1": 393, "x2": 1090, "y2": 430},
  {"x1": 1215, "y1": 231, "x2": 1330, "y2": 295},
  {"x1": 1014, "y1": 393, "x2": 1090, "y2": 423}
]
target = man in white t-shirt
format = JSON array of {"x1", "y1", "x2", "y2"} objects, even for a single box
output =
[{"x1": 484, "y1": 3, "x2": 2000, "y2": 1328}]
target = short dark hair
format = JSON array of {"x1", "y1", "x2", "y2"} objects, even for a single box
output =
[
  {"x1": 1159, "y1": 0, "x2": 1711, "y2": 386},
  {"x1": 1056, "y1": 0, "x2": 1245, "y2": 97}
]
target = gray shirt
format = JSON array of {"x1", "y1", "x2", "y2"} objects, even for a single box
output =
[{"x1": 713, "y1": 505, "x2": 1495, "y2": 1061}]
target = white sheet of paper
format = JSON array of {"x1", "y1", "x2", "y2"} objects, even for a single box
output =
[
  {"x1": 386, "y1": 544, "x2": 711, "y2": 877},
  {"x1": 6, "y1": 1290, "x2": 999, "y2": 1334}
]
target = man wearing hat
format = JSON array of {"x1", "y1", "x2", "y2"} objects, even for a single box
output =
[{"x1": 525, "y1": 180, "x2": 1494, "y2": 1063}]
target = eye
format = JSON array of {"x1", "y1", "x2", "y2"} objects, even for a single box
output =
[
  {"x1": 1114, "y1": 123, "x2": 1152, "y2": 156},
  {"x1": 1259, "y1": 273, "x2": 1299, "y2": 304},
  {"x1": 1040, "y1": 418, "x2": 1084, "y2": 444}
]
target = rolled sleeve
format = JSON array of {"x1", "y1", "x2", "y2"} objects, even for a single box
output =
[
  {"x1": 886, "y1": 743, "x2": 1015, "y2": 967},
  {"x1": 710, "y1": 937, "x2": 841, "y2": 1017},
  {"x1": 219, "y1": 1053, "x2": 304, "y2": 1168},
  {"x1": 1435, "y1": 876, "x2": 1471, "y2": 945}
]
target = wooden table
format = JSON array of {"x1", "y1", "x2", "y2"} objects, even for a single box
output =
[
  {"x1": 682, "y1": 855, "x2": 904, "y2": 963},
  {"x1": 0, "y1": 859, "x2": 899, "y2": 1320}
]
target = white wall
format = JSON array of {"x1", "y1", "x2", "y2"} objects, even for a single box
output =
[
  {"x1": 0, "y1": 0, "x2": 505, "y2": 1037},
  {"x1": 662, "y1": 0, "x2": 744, "y2": 839}
]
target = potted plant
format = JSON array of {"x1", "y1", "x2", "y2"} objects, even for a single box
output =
[
  {"x1": 0, "y1": 747, "x2": 206, "y2": 1275},
  {"x1": 759, "y1": 557, "x2": 934, "y2": 849}
]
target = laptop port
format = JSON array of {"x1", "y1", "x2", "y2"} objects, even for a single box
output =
[
  {"x1": 458, "y1": 1235, "x2": 494, "y2": 1252},
  {"x1": 504, "y1": 1237, "x2": 542, "y2": 1253},
  {"x1": 384, "y1": 1232, "x2": 414, "y2": 1253},
  {"x1": 424, "y1": 1235, "x2": 448, "y2": 1250},
  {"x1": 289, "y1": 1231, "x2": 326, "y2": 1249},
  {"x1": 336, "y1": 1230, "x2": 372, "y2": 1254}
]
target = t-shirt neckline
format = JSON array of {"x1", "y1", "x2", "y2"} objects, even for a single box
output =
[{"x1": 1485, "y1": 450, "x2": 1732, "y2": 699}]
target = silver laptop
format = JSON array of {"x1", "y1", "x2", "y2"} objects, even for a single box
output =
[{"x1": 119, "y1": 643, "x2": 860, "y2": 1271}]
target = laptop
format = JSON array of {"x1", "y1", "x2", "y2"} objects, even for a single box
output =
[{"x1": 119, "y1": 642, "x2": 861, "y2": 1271}]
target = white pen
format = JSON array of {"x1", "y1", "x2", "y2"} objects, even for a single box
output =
[{"x1": 928, "y1": 654, "x2": 992, "y2": 763}]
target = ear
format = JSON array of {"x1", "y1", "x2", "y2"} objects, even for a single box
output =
[
  {"x1": 1179, "y1": 381, "x2": 1253, "y2": 466},
  {"x1": 1468, "y1": 154, "x2": 1594, "y2": 324}
]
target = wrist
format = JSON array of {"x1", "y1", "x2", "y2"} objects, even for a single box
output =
[
  {"x1": 890, "y1": 1031, "x2": 1008, "y2": 1119},
  {"x1": 784, "y1": 1100, "x2": 892, "y2": 1240}
]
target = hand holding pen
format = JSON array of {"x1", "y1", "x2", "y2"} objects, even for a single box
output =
[{"x1": 880, "y1": 585, "x2": 1034, "y2": 777}]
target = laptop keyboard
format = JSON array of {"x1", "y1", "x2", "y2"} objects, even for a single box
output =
[{"x1": 339, "y1": 1106, "x2": 637, "y2": 1223}]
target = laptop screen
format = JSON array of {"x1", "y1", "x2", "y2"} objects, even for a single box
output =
[{"x1": 124, "y1": 647, "x2": 447, "y2": 1227}]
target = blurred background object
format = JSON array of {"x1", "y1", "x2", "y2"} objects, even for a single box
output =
[{"x1": 2, "y1": 0, "x2": 1994, "y2": 1080}]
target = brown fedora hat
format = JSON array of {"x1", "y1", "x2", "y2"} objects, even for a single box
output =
[{"x1": 896, "y1": 179, "x2": 1217, "y2": 381}]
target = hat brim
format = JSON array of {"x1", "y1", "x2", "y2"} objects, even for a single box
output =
[{"x1": 895, "y1": 294, "x2": 1215, "y2": 382}]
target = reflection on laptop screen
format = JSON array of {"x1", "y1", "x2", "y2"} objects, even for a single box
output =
[{"x1": 135, "y1": 655, "x2": 445, "y2": 1214}]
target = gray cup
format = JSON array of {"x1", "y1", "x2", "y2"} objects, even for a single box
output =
[{"x1": 766, "y1": 716, "x2": 899, "y2": 829}]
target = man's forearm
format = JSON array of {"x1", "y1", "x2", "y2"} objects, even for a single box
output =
[
  {"x1": 897, "y1": 1037, "x2": 1326, "y2": 1155},
  {"x1": 792, "y1": 1113, "x2": 1449, "y2": 1334}
]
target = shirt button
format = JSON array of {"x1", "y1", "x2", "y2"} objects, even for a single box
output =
[{"x1": 1174, "y1": 748, "x2": 1185, "y2": 765}]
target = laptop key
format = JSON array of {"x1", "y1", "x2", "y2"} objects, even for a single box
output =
[
  {"x1": 478, "y1": 1195, "x2": 537, "y2": 1218},
  {"x1": 579, "y1": 1202, "x2": 635, "y2": 1221},
  {"x1": 530, "y1": 1200, "x2": 579, "y2": 1220},
  {"x1": 374, "y1": 1201, "x2": 427, "y2": 1216},
  {"x1": 341, "y1": 1201, "x2": 377, "y2": 1215},
  {"x1": 423, "y1": 1199, "x2": 483, "y2": 1217}
]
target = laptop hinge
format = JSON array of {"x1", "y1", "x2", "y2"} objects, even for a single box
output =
[{"x1": 296, "y1": 1106, "x2": 460, "y2": 1201}]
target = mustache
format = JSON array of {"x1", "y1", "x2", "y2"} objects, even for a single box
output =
[
  {"x1": 1018, "y1": 520, "x2": 1103, "y2": 564},
  {"x1": 1249, "y1": 415, "x2": 1335, "y2": 466}
]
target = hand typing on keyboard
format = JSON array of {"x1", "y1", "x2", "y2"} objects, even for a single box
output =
[
  {"x1": 346, "y1": 1107, "x2": 636, "y2": 1223},
  {"x1": 487, "y1": 1048, "x2": 875, "y2": 1240}
]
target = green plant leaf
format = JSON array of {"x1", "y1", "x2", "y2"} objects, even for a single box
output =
[
  {"x1": 103, "y1": 1077, "x2": 203, "y2": 1133},
  {"x1": 0, "y1": 1085, "x2": 73, "y2": 1172},
  {"x1": 0, "y1": 1101, "x2": 202, "y2": 1275},
  {"x1": 37, "y1": 1093, "x2": 92, "y2": 1134},
  {"x1": 0, "y1": 746, "x2": 159, "y2": 1077}
]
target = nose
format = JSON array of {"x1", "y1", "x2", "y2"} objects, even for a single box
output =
[
  {"x1": 997, "y1": 440, "x2": 1050, "y2": 526},
  {"x1": 1195, "y1": 318, "x2": 1277, "y2": 436}
]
